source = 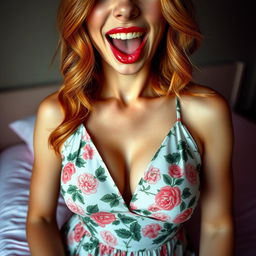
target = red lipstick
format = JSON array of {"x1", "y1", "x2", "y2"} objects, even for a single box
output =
[
  {"x1": 106, "y1": 26, "x2": 146, "y2": 35},
  {"x1": 106, "y1": 26, "x2": 147, "y2": 64}
]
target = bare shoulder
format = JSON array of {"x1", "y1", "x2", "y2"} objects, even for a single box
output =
[
  {"x1": 181, "y1": 84, "x2": 232, "y2": 122},
  {"x1": 180, "y1": 84, "x2": 233, "y2": 147},
  {"x1": 36, "y1": 91, "x2": 64, "y2": 130}
]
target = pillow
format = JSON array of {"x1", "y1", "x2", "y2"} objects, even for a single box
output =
[{"x1": 9, "y1": 115, "x2": 35, "y2": 154}]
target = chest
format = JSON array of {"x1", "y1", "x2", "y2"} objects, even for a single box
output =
[{"x1": 84, "y1": 100, "x2": 178, "y2": 202}]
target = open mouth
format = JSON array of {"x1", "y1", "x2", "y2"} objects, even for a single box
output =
[{"x1": 106, "y1": 27, "x2": 147, "y2": 64}]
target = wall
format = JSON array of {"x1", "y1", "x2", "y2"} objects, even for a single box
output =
[
  {"x1": 0, "y1": 0, "x2": 60, "y2": 90},
  {"x1": 192, "y1": 0, "x2": 256, "y2": 119},
  {"x1": 0, "y1": 0, "x2": 255, "y2": 119}
]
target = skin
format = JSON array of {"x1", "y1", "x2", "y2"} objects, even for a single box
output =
[{"x1": 26, "y1": 0, "x2": 234, "y2": 255}]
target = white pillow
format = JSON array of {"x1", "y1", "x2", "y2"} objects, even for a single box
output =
[{"x1": 9, "y1": 115, "x2": 35, "y2": 154}]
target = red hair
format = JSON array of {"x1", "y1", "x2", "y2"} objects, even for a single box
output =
[{"x1": 49, "y1": 0, "x2": 202, "y2": 153}]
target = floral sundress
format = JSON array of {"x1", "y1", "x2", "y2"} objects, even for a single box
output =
[{"x1": 60, "y1": 98, "x2": 201, "y2": 256}]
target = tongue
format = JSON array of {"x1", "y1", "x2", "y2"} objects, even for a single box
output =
[{"x1": 112, "y1": 38, "x2": 142, "y2": 54}]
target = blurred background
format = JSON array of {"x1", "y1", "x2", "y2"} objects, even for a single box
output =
[
  {"x1": 0, "y1": 0, "x2": 255, "y2": 121},
  {"x1": 0, "y1": 1, "x2": 255, "y2": 256}
]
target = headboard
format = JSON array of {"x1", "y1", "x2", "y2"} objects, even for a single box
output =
[{"x1": 0, "y1": 84, "x2": 60, "y2": 151}]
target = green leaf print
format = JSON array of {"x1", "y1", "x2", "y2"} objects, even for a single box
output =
[
  {"x1": 101, "y1": 193, "x2": 120, "y2": 207},
  {"x1": 118, "y1": 213, "x2": 136, "y2": 224},
  {"x1": 181, "y1": 150, "x2": 188, "y2": 161},
  {"x1": 110, "y1": 199, "x2": 120, "y2": 207},
  {"x1": 182, "y1": 188, "x2": 192, "y2": 199},
  {"x1": 180, "y1": 201, "x2": 186, "y2": 211},
  {"x1": 67, "y1": 185, "x2": 85, "y2": 204},
  {"x1": 115, "y1": 229, "x2": 132, "y2": 239},
  {"x1": 152, "y1": 145, "x2": 165, "y2": 161},
  {"x1": 177, "y1": 141, "x2": 187, "y2": 150},
  {"x1": 86, "y1": 223, "x2": 97, "y2": 236},
  {"x1": 80, "y1": 140, "x2": 86, "y2": 148},
  {"x1": 167, "y1": 126, "x2": 176, "y2": 137},
  {"x1": 112, "y1": 220, "x2": 121, "y2": 225},
  {"x1": 82, "y1": 238, "x2": 98, "y2": 252},
  {"x1": 76, "y1": 157, "x2": 86, "y2": 168},
  {"x1": 67, "y1": 185, "x2": 77, "y2": 194},
  {"x1": 95, "y1": 166, "x2": 107, "y2": 182},
  {"x1": 163, "y1": 223, "x2": 173, "y2": 232},
  {"x1": 163, "y1": 174, "x2": 173, "y2": 186},
  {"x1": 60, "y1": 187, "x2": 66, "y2": 197},
  {"x1": 141, "y1": 210, "x2": 151, "y2": 215},
  {"x1": 87, "y1": 204, "x2": 99, "y2": 214},
  {"x1": 187, "y1": 149, "x2": 194, "y2": 159},
  {"x1": 72, "y1": 192, "x2": 78, "y2": 202},
  {"x1": 101, "y1": 193, "x2": 119, "y2": 202},
  {"x1": 95, "y1": 246, "x2": 99, "y2": 255},
  {"x1": 188, "y1": 196, "x2": 196, "y2": 208},
  {"x1": 164, "y1": 153, "x2": 181, "y2": 164},
  {"x1": 91, "y1": 238, "x2": 99, "y2": 248},
  {"x1": 76, "y1": 192, "x2": 85, "y2": 204},
  {"x1": 130, "y1": 222, "x2": 142, "y2": 241},
  {"x1": 67, "y1": 150, "x2": 79, "y2": 161},
  {"x1": 174, "y1": 178, "x2": 184, "y2": 185},
  {"x1": 131, "y1": 194, "x2": 138, "y2": 202},
  {"x1": 83, "y1": 242, "x2": 94, "y2": 251},
  {"x1": 88, "y1": 218, "x2": 99, "y2": 227},
  {"x1": 152, "y1": 234, "x2": 168, "y2": 244}
]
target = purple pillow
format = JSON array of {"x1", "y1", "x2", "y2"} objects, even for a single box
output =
[{"x1": 9, "y1": 115, "x2": 35, "y2": 154}]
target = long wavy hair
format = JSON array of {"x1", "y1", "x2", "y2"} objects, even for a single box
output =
[{"x1": 49, "y1": 0, "x2": 202, "y2": 153}]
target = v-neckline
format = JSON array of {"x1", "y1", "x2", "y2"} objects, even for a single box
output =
[{"x1": 80, "y1": 121, "x2": 179, "y2": 211}]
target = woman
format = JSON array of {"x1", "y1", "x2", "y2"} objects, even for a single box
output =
[{"x1": 26, "y1": 0, "x2": 234, "y2": 255}]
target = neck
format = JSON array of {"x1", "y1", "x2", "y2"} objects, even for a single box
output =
[{"x1": 98, "y1": 62, "x2": 156, "y2": 105}]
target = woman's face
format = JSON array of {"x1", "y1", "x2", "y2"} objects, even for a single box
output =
[{"x1": 86, "y1": 0, "x2": 166, "y2": 75}]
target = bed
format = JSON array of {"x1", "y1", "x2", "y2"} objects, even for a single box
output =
[
  {"x1": 0, "y1": 84, "x2": 73, "y2": 255},
  {"x1": 0, "y1": 63, "x2": 256, "y2": 255}
]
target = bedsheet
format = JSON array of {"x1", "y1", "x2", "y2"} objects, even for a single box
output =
[{"x1": 0, "y1": 144, "x2": 72, "y2": 256}]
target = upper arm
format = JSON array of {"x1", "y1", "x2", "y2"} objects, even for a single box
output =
[
  {"x1": 198, "y1": 94, "x2": 234, "y2": 230},
  {"x1": 27, "y1": 93, "x2": 64, "y2": 223}
]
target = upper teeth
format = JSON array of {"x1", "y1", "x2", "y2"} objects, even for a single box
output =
[{"x1": 108, "y1": 32, "x2": 144, "y2": 40}]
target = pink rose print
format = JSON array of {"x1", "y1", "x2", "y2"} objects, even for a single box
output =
[
  {"x1": 173, "y1": 208, "x2": 193, "y2": 224},
  {"x1": 66, "y1": 198, "x2": 85, "y2": 215},
  {"x1": 151, "y1": 212, "x2": 170, "y2": 221},
  {"x1": 62, "y1": 162, "x2": 76, "y2": 184},
  {"x1": 100, "y1": 230, "x2": 117, "y2": 247},
  {"x1": 67, "y1": 231, "x2": 74, "y2": 245},
  {"x1": 148, "y1": 204, "x2": 161, "y2": 212},
  {"x1": 185, "y1": 164, "x2": 197, "y2": 185},
  {"x1": 142, "y1": 223, "x2": 162, "y2": 238},
  {"x1": 82, "y1": 132, "x2": 91, "y2": 142},
  {"x1": 83, "y1": 144, "x2": 94, "y2": 160},
  {"x1": 129, "y1": 203, "x2": 137, "y2": 210},
  {"x1": 168, "y1": 164, "x2": 183, "y2": 178},
  {"x1": 77, "y1": 173, "x2": 98, "y2": 194},
  {"x1": 73, "y1": 223, "x2": 87, "y2": 242},
  {"x1": 144, "y1": 167, "x2": 161, "y2": 184},
  {"x1": 99, "y1": 243, "x2": 114, "y2": 256},
  {"x1": 161, "y1": 244, "x2": 168, "y2": 256},
  {"x1": 91, "y1": 212, "x2": 116, "y2": 227},
  {"x1": 155, "y1": 186, "x2": 181, "y2": 210}
]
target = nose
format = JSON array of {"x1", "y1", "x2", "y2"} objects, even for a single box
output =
[{"x1": 113, "y1": 0, "x2": 140, "y2": 21}]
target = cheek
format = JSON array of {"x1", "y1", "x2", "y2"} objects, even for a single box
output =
[
  {"x1": 86, "y1": 4, "x2": 108, "y2": 35},
  {"x1": 144, "y1": 0, "x2": 164, "y2": 23}
]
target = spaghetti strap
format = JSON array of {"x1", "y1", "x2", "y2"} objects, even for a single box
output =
[{"x1": 176, "y1": 97, "x2": 182, "y2": 121}]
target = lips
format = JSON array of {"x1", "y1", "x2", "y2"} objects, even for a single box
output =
[{"x1": 106, "y1": 26, "x2": 147, "y2": 64}]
